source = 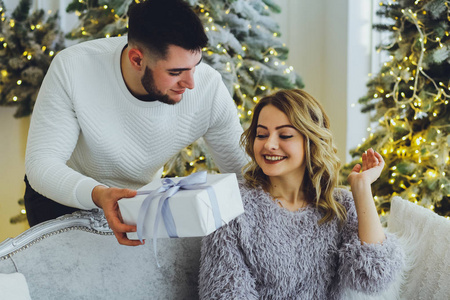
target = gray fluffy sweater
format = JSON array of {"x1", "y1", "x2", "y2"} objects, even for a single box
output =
[{"x1": 199, "y1": 184, "x2": 404, "y2": 299}]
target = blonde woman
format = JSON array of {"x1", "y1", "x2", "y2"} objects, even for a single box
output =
[{"x1": 199, "y1": 89, "x2": 403, "y2": 299}]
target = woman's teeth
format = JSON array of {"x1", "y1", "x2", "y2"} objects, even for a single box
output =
[{"x1": 264, "y1": 155, "x2": 285, "y2": 161}]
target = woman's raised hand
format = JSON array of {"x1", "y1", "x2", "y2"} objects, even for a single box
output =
[{"x1": 348, "y1": 148, "x2": 385, "y2": 187}]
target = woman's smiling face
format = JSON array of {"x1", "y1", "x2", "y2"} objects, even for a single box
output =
[{"x1": 253, "y1": 104, "x2": 306, "y2": 180}]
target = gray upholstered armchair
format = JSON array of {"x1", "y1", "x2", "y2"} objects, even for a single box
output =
[{"x1": 0, "y1": 209, "x2": 201, "y2": 300}]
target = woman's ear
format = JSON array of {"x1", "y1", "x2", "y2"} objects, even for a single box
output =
[{"x1": 128, "y1": 48, "x2": 144, "y2": 70}]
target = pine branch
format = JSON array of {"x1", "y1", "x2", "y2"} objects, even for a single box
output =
[
  {"x1": 11, "y1": 0, "x2": 31, "y2": 22},
  {"x1": 0, "y1": 0, "x2": 64, "y2": 117}
]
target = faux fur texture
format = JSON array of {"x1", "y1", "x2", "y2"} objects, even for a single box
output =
[
  {"x1": 199, "y1": 184, "x2": 404, "y2": 299},
  {"x1": 387, "y1": 196, "x2": 450, "y2": 299}
]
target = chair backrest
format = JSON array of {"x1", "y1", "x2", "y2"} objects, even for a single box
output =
[
  {"x1": 388, "y1": 196, "x2": 450, "y2": 300},
  {"x1": 0, "y1": 210, "x2": 201, "y2": 300}
]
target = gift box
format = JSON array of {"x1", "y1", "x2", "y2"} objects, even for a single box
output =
[{"x1": 118, "y1": 172, "x2": 244, "y2": 240}]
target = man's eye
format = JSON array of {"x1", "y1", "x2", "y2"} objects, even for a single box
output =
[
  {"x1": 169, "y1": 72, "x2": 182, "y2": 76},
  {"x1": 280, "y1": 135, "x2": 293, "y2": 139}
]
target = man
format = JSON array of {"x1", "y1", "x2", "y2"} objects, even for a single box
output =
[{"x1": 24, "y1": 0, "x2": 247, "y2": 246}]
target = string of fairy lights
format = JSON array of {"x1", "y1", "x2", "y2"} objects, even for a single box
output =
[{"x1": 349, "y1": 0, "x2": 450, "y2": 217}]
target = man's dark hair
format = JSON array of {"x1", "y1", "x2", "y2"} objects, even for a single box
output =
[{"x1": 127, "y1": 0, "x2": 208, "y2": 59}]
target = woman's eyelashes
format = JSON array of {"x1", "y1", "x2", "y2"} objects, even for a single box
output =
[{"x1": 255, "y1": 133, "x2": 293, "y2": 139}]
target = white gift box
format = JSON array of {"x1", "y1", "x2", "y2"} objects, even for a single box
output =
[{"x1": 118, "y1": 173, "x2": 244, "y2": 239}]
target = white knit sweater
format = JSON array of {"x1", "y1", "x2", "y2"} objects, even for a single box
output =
[{"x1": 25, "y1": 36, "x2": 247, "y2": 210}]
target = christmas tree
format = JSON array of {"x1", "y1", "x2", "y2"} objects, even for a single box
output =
[
  {"x1": 342, "y1": 0, "x2": 450, "y2": 217},
  {"x1": 65, "y1": 0, "x2": 304, "y2": 176},
  {"x1": 0, "y1": 0, "x2": 64, "y2": 117}
]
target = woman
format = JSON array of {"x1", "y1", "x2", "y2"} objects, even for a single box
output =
[{"x1": 199, "y1": 89, "x2": 403, "y2": 299}]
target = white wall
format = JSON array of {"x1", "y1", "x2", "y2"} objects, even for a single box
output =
[{"x1": 346, "y1": 0, "x2": 374, "y2": 162}]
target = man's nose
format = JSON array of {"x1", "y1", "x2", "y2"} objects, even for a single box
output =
[{"x1": 180, "y1": 70, "x2": 195, "y2": 89}]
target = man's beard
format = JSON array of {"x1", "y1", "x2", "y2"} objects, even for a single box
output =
[{"x1": 140, "y1": 66, "x2": 180, "y2": 105}]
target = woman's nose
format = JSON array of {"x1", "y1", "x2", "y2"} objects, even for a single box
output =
[{"x1": 264, "y1": 135, "x2": 278, "y2": 150}]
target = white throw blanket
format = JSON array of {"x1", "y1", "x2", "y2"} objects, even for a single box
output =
[
  {"x1": 388, "y1": 196, "x2": 450, "y2": 299},
  {"x1": 0, "y1": 273, "x2": 32, "y2": 300}
]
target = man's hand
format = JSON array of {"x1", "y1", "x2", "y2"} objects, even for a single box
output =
[{"x1": 92, "y1": 185, "x2": 144, "y2": 246}]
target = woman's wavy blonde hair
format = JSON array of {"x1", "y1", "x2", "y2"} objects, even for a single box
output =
[{"x1": 240, "y1": 89, "x2": 347, "y2": 224}]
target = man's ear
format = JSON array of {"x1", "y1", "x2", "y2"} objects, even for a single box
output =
[{"x1": 128, "y1": 48, "x2": 144, "y2": 70}]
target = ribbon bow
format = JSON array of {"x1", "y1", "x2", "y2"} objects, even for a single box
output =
[{"x1": 135, "y1": 171, "x2": 222, "y2": 267}]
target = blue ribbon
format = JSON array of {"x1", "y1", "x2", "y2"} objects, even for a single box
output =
[{"x1": 135, "y1": 171, "x2": 223, "y2": 267}]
